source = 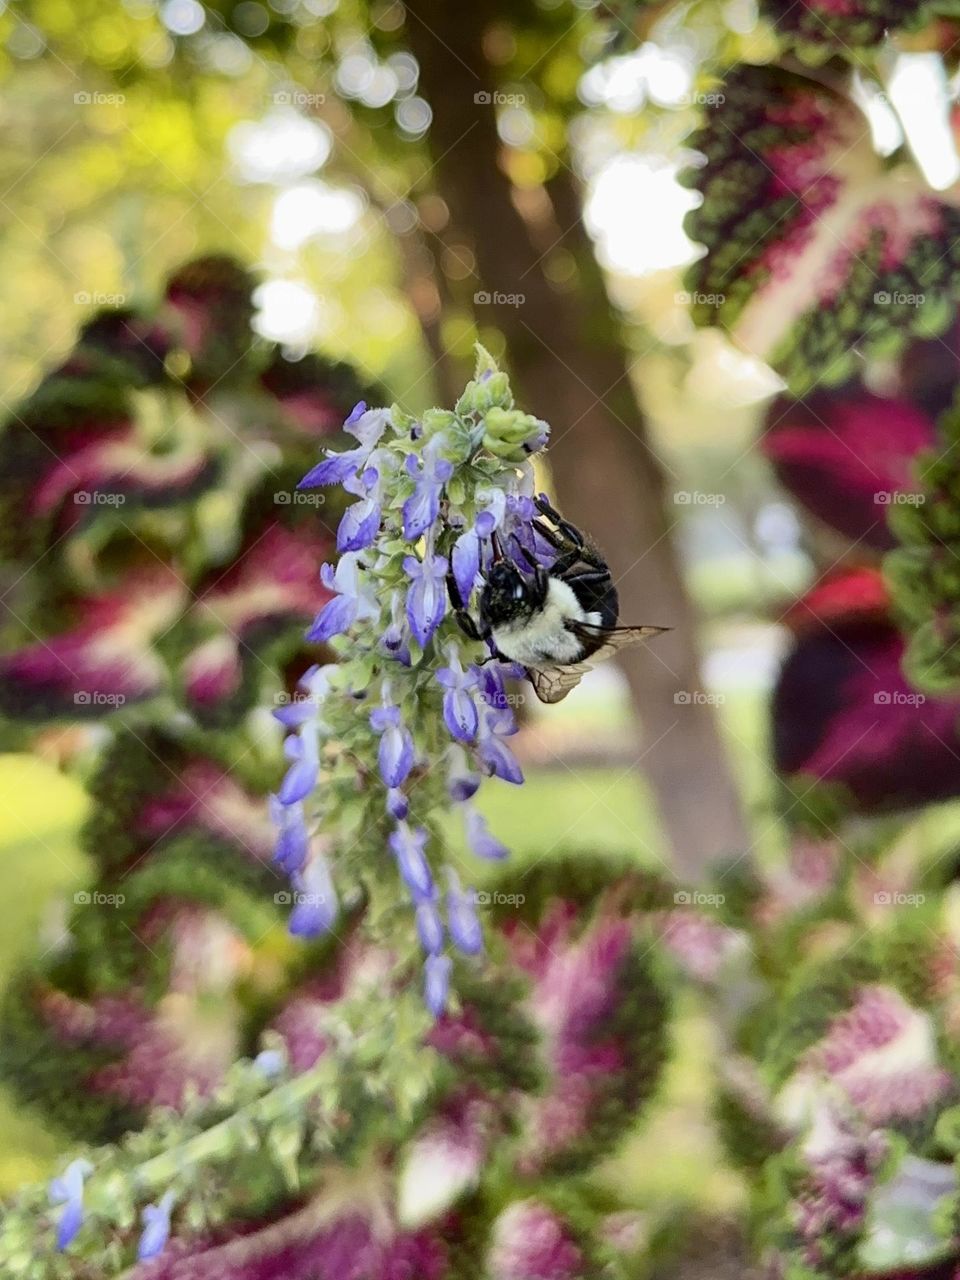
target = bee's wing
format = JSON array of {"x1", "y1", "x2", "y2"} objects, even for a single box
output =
[{"x1": 528, "y1": 624, "x2": 670, "y2": 704}]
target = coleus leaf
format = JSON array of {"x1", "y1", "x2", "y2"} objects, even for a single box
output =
[
  {"x1": 760, "y1": 0, "x2": 942, "y2": 64},
  {"x1": 682, "y1": 66, "x2": 960, "y2": 394},
  {"x1": 772, "y1": 567, "x2": 960, "y2": 811},
  {"x1": 0, "y1": 563, "x2": 187, "y2": 722},
  {"x1": 177, "y1": 491, "x2": 336, "y2": 727},
  {"x1": 761, "y1": 381, "x2": 935, "y2": 549},
  {"x1": 161, "y1": 254, "x2": 257, "y2": 391}
]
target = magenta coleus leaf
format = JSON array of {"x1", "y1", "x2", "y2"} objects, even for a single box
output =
[
  {"x1": 772, "y1": 567, "x2": 960, "y2": 811},
  {"x1": 682, "y1": 66, "x2": 960, "y2": 393},
  {"x1": 762, "y1": 382, "x2": 935, "y2": 549},
  {"x1": 761, "y1": 0, "x2": 939, "y2": 63},
  {"x1": 0, "y1": 563, "x2": 186, "y2": 721}
]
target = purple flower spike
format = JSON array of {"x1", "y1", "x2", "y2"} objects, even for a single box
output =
[
  {"x1": 451, "y1": 528, "x2": 481, "y2": 605},
  {"x1": 404, "y1": 552, "x2": 449, "y2": 648},
  {"x1": 137, "y1": 1190, "x2": 176, "y2": 1261},
  {"x1": 464, "y1": 807, "x2": 508, "y2": 861},
  {"x1": 389, "y1": 822, "x2": 434, "y2": 901},
  {"x1": 403, "y1": 438, "x2": 454, "y2": 540},
  {"x1": 278, "y1": 724, "x2": 319, "y2": 805},
  {"x1": 371, "y1": 704, "x2": 415, "y2": 788},
  {"x1": 437, "y1": 649, "x2": 479, "y2": 743},
  {"x1": 416, "y1": 901, "x2": 445, "y2": 955},
  {"x1": 424, "y1": 953, "x2": 452, "y2": 1017},
  {"x1": 49, "y1": 1158, "x2": 93, "y2": 1251},
  {"x1": 345, "y1": 400, "x2": 367, "y2": 426},
  {"x1": 446, "y1": 869, "x2": 484, "y2": 956},
  {"x1": 270, "y1": 796, "x2": 309, "y2": 872},
  {"x1": 289, "y1": 852, "x2": 338, "y2": 938},
  {"x1": 298, "y1": 446, "x2": 365, "y2": 489}
]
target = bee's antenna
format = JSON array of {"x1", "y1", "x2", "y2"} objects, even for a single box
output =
[{"x1": 490, "y1": 530, "x2": 505, "y2": 562}]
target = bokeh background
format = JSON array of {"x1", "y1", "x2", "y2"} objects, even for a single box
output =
[{"x1": 4, "y1": 0, "x2": 960, "y2": 1268}]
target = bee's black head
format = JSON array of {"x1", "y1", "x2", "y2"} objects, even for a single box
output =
[{"x1": 479, "y1": 560, "x2": 535, "y2": 627}]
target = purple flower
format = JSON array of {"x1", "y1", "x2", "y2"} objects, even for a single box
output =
[
  {"x1": 389, "y1": 822, "x2": 434, "y2": 901},
  {"x1": 446, "y1": 869, "x2": 483, "y2": 955},
  {"x1": 402, "y1": 438, "x2": 454, "y2": 540},
  {"x1": 451, "y1": 528, "x2": 481, "y2": 604},
  {"x1": 337, "y1": 497, "x2": 380, "y2": 553},
  {"x1": 477, "y1": 704, "x2": 523, "y2": 785},
  {"x1": 344, "y1": 404, "x2": 390, "y2": 449},
  {"x1": 424, "y1": 953, "x2": 452, "y2": 1017},
  {"x1": 138, "y1": 1190, "x2": 176, "y2": 1261},
  {"x1": 278, "y1": 722, "x2": 319, "y2": 805},
  {"x1": 382, "y1": 589, "x2": 412, "y2": 665},
  {"x1": 416, "y1": 901, "x2": 445, "y2": 955},
  {"x1": 298, "y1": 446, "x2": 365, "y2": 490},
  {"x1": 387, "y1": 787, "x2": 409, "y2": 820},
  {"x1": 370, "y1": 703, "x2": 415, "y2": 787},
  {"x1": 270, "y1": 795, "x2": 309, "y2": 872},
  {"x1": 447, "y1": 746, "x2": 481, "y2": 803},
  {"x1": 436, "y1": 647, "x2": 480, "y2": 743},
  {"x1": 289, "y1": 851, "x2": 339, "y2": 938},
  {"x1": 404, "y1": 551, "x2": 449, "y2": 648},
  {"x1": 49, "y1": 1158, "x2": 93, "y2": 1251},
  {"x1": 464, "y1": 807, "x2": 508, "y2": 860},
  {"x1": 307, "y1": 553, "x2": 377, "y2": 643}
]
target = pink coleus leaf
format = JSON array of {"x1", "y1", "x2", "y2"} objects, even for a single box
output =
[
  {"x1": 0, "y1": 563, "x2": 187, "y2": 721},
  {"x1": 777, "y1": 985, "x2": 955, "y2": 1129},
  {"x1": 772, "y1": 567, "x2": 960, "y2": 811},
  {"x1": 683, "y1": 65, "x2": 960, "y2": 393},
  {"x1": 762, "y1": 383, "x2": 935, "y2": 549}
]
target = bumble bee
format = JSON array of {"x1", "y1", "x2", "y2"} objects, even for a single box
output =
[{"x1": 449, "y1": 495, "x2": 669, "y2": 703}]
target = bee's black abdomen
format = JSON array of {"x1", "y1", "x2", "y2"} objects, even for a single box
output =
[{"x1": 568, "y1": 572, "x2": 619, "y2": 629}]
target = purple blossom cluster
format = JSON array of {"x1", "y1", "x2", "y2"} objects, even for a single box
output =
[{"x1": 267, "y1": 365, "x2": 552, "y2": 1015}]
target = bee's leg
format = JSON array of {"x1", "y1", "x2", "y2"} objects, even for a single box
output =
[{"x1": 446, "y1": 570, "x2": 490, "y2": 645}]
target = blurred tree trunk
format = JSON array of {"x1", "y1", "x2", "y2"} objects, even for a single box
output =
[{"x1": 405, "y1": 0, "x2": 748, "y2": 880}]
